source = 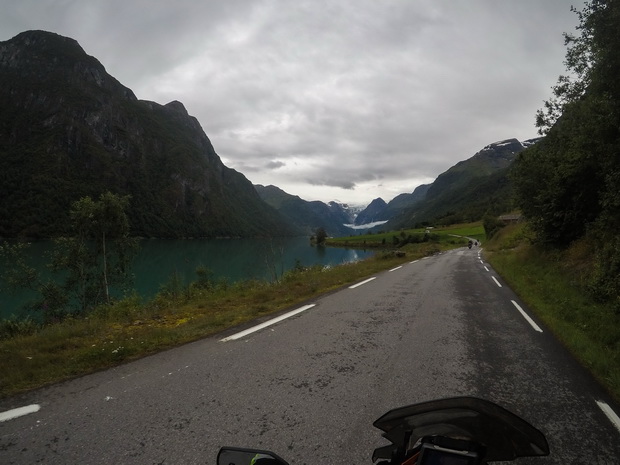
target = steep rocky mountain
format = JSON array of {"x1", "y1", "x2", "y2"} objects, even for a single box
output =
[
  {"x1": 0, "y1": 30, "x2": 293, "y2": 238},
  {"x1": 354, "y1": 198, "x2": 389, "y2": 225},
  {"x1": 258, "y1": 136, "x2": 541, "y2": 233},
  {"x1": 348, "y1": 185, "x2": 430, "y2": 230},
  {"x1": 326, "y1": 201, "x2": 358, "y2": 225},
  {"x1": 424, "y1": 138, "x2": 530, "y2": 201},
  {"x1": 385, "y1": 138, "x2": 541, "y2": 229},
  {"x1": 255, "y1": 185, "x2": 353, "y2": 236}
]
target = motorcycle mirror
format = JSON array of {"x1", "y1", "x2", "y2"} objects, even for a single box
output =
[{"x1": 217, "y1": 446, "x2": 289, "y2": 465}]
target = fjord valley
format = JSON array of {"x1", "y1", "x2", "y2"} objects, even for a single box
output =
[
  {"x1": 0, "y1": 30, "x2": 540, "y2": 397},
  {"x1": 0, "y1": 29, "x2": 570, "y2": 325},
  {"x1": 0, "y1": 29, "x2": 533, "y2": 244},
  {"x1": 2, "y1": 0, "x2": 620, "y2": 408},
  {"x1": 3, "y1": 6, "x2": 620, "y2": 464}
]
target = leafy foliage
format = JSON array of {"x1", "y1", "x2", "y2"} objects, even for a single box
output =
[
  {"x1": 483, "y1": 215, "x2": 506, "y2": 240},
  {"x1": 513, "y1": 0, "x2": 620, "y2": 303},
  {"x1": 315, "y1": 227, "x2": 328, "y2": 245},
  {"x1": 0, "y1": 192, "x2": 137, "y2": 321},
  {"x1": 534, "y1": 2, "x2": 616, "y2": 134},
  {"x1": 51, "y1": 193, "x2": 137, "y2": 310}
]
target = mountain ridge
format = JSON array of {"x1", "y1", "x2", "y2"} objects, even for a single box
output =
[
  {"x1": 384, "y1": 137, "x2": 541, "y2": 229},
  {"x1": 0, "y1": 30, "x2": 294, "y2": 238},
  {"x1": 257, "y1": 137, "x2": 540, "y2": 236},
  {"x1": 255, "y1": 184, "x2": 354, "y2": 236},
  {"x1": 1, "y1": 30, "x2": 540, "y2": 239},
  {"x1": 346, "y1": 138, "x2": 540, "y2": 231}
]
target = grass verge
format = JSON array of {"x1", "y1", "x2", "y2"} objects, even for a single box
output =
[
  {"x1": 485, "y1": 223, "x2": 620, "y2": 402},
  {"x1": 326, "y1": 222, "x2": 484, "y2": 249}
]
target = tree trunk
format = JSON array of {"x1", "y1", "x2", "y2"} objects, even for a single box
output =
[{"x1": 102, "y1": 231, "x2": 109, "y2": 304}]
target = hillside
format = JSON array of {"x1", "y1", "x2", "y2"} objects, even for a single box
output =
[
  {"x1": 354, "y1": 198, "x2": 389, "y2": 225},
  {"x1": 0, "y1": 30, "x2": 292, "y2": 238},
  {"x1": 381, "y1": 184, "x2": 430, "y2": 222},
  {"x1": 385, "y1": 138, "x2": 540, "y2": 229},
  {"x1": 255, "y1": 184, "x2": 353, "y2": 236}
]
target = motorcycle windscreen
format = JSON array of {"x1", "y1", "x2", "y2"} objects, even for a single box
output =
[{"x1": 372, "y1": 397, "x2": 549, "y2": 462}]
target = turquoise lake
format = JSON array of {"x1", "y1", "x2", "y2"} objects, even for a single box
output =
[{"x1": 0, "y1": 237, "x2": 374, "y2": 319}]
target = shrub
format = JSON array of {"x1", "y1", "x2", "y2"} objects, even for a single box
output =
[
  {"x1": 483, "y1": 215, "x2": 505, "y2": 239},
  {"x1": 0, "y1": 315, "x2": 39, "y2": 340}
]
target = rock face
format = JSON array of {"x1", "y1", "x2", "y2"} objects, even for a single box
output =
[{"x1": 0, "y1": 30, "x2": 291, "y2": 238}]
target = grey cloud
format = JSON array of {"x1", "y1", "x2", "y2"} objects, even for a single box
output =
[
  {"x1": 306, "y1": 177, "x2": 357, "y2": 191},
  {"x1": 266, "y1": 160, "x2": 286, "y2": 170},
  {"x1": 0, "y1": 0, "x2": 585, "y2": 204}
]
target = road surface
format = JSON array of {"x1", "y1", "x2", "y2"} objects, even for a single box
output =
[{"x1": 1, "y1": 247, "x2": 619, "y2": 464}]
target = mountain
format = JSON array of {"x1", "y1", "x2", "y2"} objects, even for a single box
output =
[
  {"x1": 262, "y1": 137, "x2": 541, "y2": 233},
  {"x1": 383, "y1": 184, "x2": 431, "y2": 219},
  {"x1": 0, "y1": 30, "x2": 293, "y2": 238},
  {"x1": 424, "y1": 138, "x2": 527, "y2": 201},
  {"x1": 255, "y1": 185, "x2": 354, "y2": 236},
  {"x1": 385, "y1": 138, "x2": 541, "y2": 229},
  {"x1": 327, "y1": 201, "x2": 359, "y2": 225},
  {"x1": 348, "y1": 185, "x2": 430, "y2": 230},
  {"x1": 354, "y1": 198, "x2": 389, "y2": 225}
]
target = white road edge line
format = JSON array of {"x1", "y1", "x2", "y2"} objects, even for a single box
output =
[
  {"x1": 410, "y1": 259, "x2": 419, "y2": 264},
  {"x1": 492, "y1": 276, "x2": 502, "y2": 288},
  {"x1": 510, "y1": 300, "x2": 543, "y2": 333},
  {"x1": 220, "y1": 304, "x2": 316, "y2": 342},
  {"x1": 389, "y1": 266, "x2": 402, "y2": 272},
  {"x1": 484, "y1": 266, "x2": 490, "y2": 272},
  {"x1": 596, "y1": 400, "x2": 620, "y2": 434},
  {"x1": 0, "y1": 404, "x2": 41, "y2": 422},
  {"x1": 349, "y1": 277, "x2": 376, "y2": 289}
]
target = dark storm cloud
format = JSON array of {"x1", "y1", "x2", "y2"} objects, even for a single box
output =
[{"x1": 0, "y1": 0, "x2": 584, "y2": 204}]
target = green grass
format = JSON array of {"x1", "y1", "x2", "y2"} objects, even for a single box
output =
[
  {"x1": 326, "y1": 222, "x2": 484, "y2": 248},
  {"x1": 0, "y1": 239, "x2": 460, "y2": 398},
  {"x1": 437, "y1": 223, "x2": 486, "y2": 243},
  {"x1": 485, "y1": 223, "x2": 620, "y2": 402}
]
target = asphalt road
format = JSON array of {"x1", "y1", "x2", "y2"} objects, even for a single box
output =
[{"x1": 1, "y1": 247, "x2": 619, "y2": 464}]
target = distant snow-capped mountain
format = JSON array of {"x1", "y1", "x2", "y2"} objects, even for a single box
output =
[{"x1": 327, "y1": 201, "x2": 365, "y2": 223}]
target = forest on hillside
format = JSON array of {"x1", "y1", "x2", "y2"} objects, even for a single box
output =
[{"x1": 512, "y1": 0, "x2": 620, "y2": 305}]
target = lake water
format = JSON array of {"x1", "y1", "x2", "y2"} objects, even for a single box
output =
[{"x1": 0, "y1": 237, "x2": 373, "y2": 319}]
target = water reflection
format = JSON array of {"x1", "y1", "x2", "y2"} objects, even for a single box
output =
[
  {"x1": 0, "y1": 237, "x2": 373, "y2": 318},
  {"x1": 133, "y1": 237, "x2": 372, "y2": 296}
]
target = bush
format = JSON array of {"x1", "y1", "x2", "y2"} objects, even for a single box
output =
[
  {"x1": 158, "y1": 271, "x2": 186, "y2": 299},
  {"x1": 483, "y1": 215, "x2": 505, "y2": 239},
  {"x1": 0, "y1": 315, "x2": 39, "y2": 340},
  {"x1": 589, "y1": 235, "x2": 620, "y2": 312},
  {"x1": 194, "y1": 265, "x2": 214, "y2": 290}
]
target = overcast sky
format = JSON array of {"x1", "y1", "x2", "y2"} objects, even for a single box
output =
[{"x1": 1, "y1": 0, "x2": 584, "y2": 205}]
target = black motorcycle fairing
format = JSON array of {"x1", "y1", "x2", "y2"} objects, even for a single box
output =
[{"x1": 372, "y1": 397, "x2": 549, "y2": 462}]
